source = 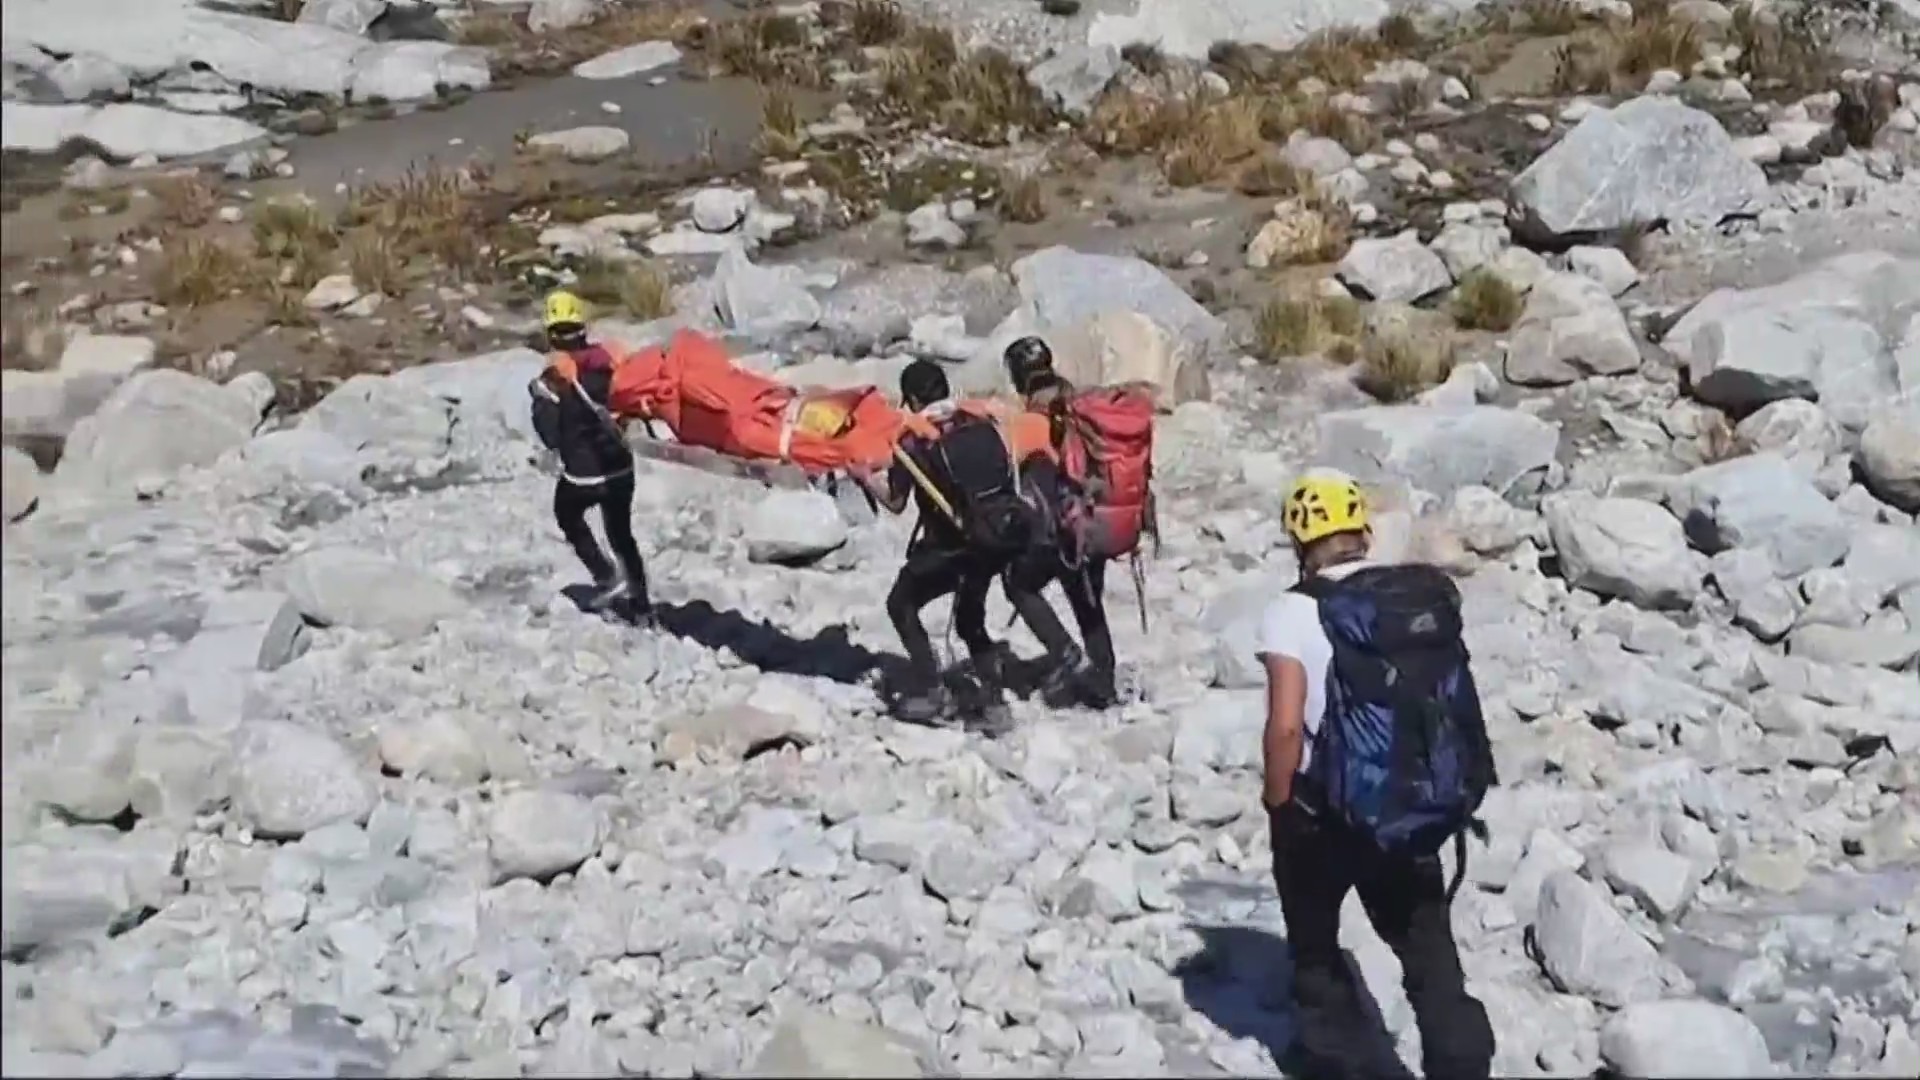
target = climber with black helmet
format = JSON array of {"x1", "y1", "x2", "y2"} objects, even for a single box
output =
[
  {"x1": 528, "y1": 290, "x2": 650, "y2": 619},
  {"x1": 1000, "y1": 336, "x2": 1119, "y2": 708}
]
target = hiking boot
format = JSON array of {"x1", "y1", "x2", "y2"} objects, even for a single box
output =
[
  {"x1": 582, "y1": 576, "x2": 630, "y2": 613},
  {"x1": 1076, "y1": 667, "x2": 1119, "y2": 710},
  {"x1": 1038, "y1": 650, "x2": 1089, "y2": 709},
  {"x1": 892, "y1": 683, "x2": 957, "y2": 725}
]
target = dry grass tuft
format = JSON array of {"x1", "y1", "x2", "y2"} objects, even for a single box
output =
[
  {"x1": 705, "y1": 11, "x2": 821, "y2": 86},
  {"x1": 261, "y1": 284, "x2": 315, "y2": 328},
  {"x1": 340, "y1": 165, "x2": 487, "y2": 279},
  {"x1": 1377, "y1": 12, "x2": 1426, "y2": 52},
  {"x1": 1237, "y1": 156, "x2": 1313, "y2": 198},
  {"x1": 879, "y1": 29, "x2": 1052, "y2": 144},
  {"x1": 1260, "y1": 93, "x2": 1377, "y2": 153},
  {"x1": 1450, "y1": 268, "x2": 1524, "y2": 331},
  {"x1": 1550, "y1": 39, "x2": 1614, "y2": 95},
  {"x1": 150, "y1": 237, "x2": 247, "y2": 309},
  {"x1": 253, "y1": 200, "x2": 337, "y2": 261},
  {"x1": 1356, "y1": 322, "x2": 1456, "y2": 401},
  {"x1": 998, "y1": 170, "x2": 1047, "y2": 223},
  {"x1": 1121, "y1": 42, "x2": 1167, "y2": 78},
  {"x1": 150, "y1": 174, "x2": 220, "y2": 229},
  {"x1": 756, "y1": 93, "x2": 805, "y2": 157},
  {"x1": 572, "y1": 257, "x2": 674, "y2": 320},
  {"x1": 1729, "y1": 2, "x2": 1831, "y2": 93},
  {"x1": 848, "y1": 0, "x2": 907, "y2": 46},
  {"x1": 1513, "y1": 0, "x2": 1587, "y2": 35},
  {"x1": 1612, "y1": 0, "x2": 1701, "y2": 80},
  {"x1": 346, "y1": 231, "x2": 406, "y2": 297},
  {"x1": 1255, "y1": 291, "x2": 1364, "y2": 361},
  {"x1": 1162, "y1": 94, "x2": 1264, "y2": 186}
]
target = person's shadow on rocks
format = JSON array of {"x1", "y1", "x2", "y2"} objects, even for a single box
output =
[
  {"x1": 561, "y1": 586, "x2": 897, "y2": 686},
  {"x1": 1172, "y1": 923, "x2": 1411, "y2": 1080}
]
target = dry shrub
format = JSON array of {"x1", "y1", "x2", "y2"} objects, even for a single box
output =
[
  {"x1": 340, "y1": 165, "x2": 486, "y2": 279},
  {"x1": 150, "y1": 237, "x2": 246, "y2": 309},
  {"x1": 1261, "y1": 93, "x2": 1376, "y2": 153},
  {"x1": 1356, "y1": 322, "x2": 1456, "y2": 401},
  {"x1": 1121, "y1": 42, "x2": 1167, "y2": 78},
  {"x1": 1612, "y1": 0, "x2": 1701, "y2": 80},
  {"x1": 1729, "y1": 2, "x2": 1830, "y2": 92},
  {"x1": 346, "y1": 231, "x2": 406, "y2": 296},
  {"x1": 261, "y1": 284, "x2": 315, "y2": 328},
  {"x1": 880, "y1": 29, "x2": 1052, "y2": 143},
  {"x1": 573, "y1": 257, "x2": 673, "y2": 320},
  {"x1": 848, "y1": 0, "x2": 906, "y2": 45},
  {"x1": 998, "y1": 170, "x2": 1047, "y2": 223},
  {"x1": 706, "y1": 12, "x2": 819, "y2": 86},
  {"x1": 1377, "y1": 12, "x2": 1426, "y2": 53},
  {"x1": 1255, "y1": 291, "x2": 1364, "y2": 361},
  {"x1": 1550, "y1": 40, "x2": 1615, "y2": 95},
  {"x1": 150, "y1": 174, "x2": 220, "y2": 228},
  {"x1": 1163, "y1": 95, "x2": 1264, "y2": 186},
  {"x1": 1836, "y1": 76, "x2": 1897, "y2": 150},
  {"x1": 1282, "y1": 28, "x2": 1391, "y2": 89},
  {"x1": 1, "y1": 303, "x2": 65, "y2": 371},
  {"x1": 1513, "y1": 0, "x2": 1587, "y2": 35},
  {"x1": 1237, "y1": 156, "x2": 1313, "y2": 198},
  {"x1": 253, "y1": 200, "x2": 338, "y2": 263},
  {"x1": 1450, "y1": 268, "x2": 1524, "y2": 331},
  {"x1": 757, "y1": 93, "x2": 804, "y2": 157}
]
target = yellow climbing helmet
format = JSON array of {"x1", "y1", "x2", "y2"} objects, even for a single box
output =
[
  {"x1": 544, "y1": 289, "x2": 588, "y2": 330},
  {"x1": 1283, "y1": 471, "x2": 1369, "y2": 545}
]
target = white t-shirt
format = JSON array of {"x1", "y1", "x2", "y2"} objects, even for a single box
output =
[{"x1": 1252, "y1": 559, "x2": 1380, "y2": 776}]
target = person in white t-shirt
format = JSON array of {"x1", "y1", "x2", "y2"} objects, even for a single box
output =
[{"x1": 1253, "y1": 470, "x2": 1494, "y2": 1080}]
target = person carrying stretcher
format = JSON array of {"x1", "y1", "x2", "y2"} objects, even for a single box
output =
[
  {"x1": 1001, "y1": 335, "x2": 1160, "y2": 710},
  {"x1": 856, "y1": 360, "x2": 1086, "y2": 724},
  {"x1": 528, "y1": 291, "x2": 652, "y2": 621}
]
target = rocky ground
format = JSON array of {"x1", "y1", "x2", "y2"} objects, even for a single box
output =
[{"x1": 4, "y1": 1, "x2": 1920, "y2": 1078}]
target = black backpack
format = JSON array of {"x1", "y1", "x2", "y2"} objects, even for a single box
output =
[
  {"x1": 917, "y1": 411, "x2": 1034, "y2": 555},
  {"x1": 1293, "y1": 564, "x2": 1497, "y2": 884}
]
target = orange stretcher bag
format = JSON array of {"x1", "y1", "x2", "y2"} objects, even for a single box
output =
[{"x1": 606, "y1": 329, "x2": 909, "y2": 475}]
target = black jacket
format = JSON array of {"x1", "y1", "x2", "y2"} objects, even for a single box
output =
[{"x1": 530, "y1": 346, "x2": 632, "y2": 484}]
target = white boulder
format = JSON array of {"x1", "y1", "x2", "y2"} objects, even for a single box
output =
[
  {"x1": 528, "y1": 0, "x2": 601, "y2": 34},
  {"x1": 1511, "y1": 96, "x2": 1769, "y2": 240},
  {"x1": 231, "y1": 721, "x2": 376, "y2": 840},
  {"x1": 1315, "y1": 404, "x2": 1559, "y2": 499},
  {"x1": 1503, "y1": 271, "x2": 1641, "y2": 386},
  {"x1": 1668, "y1": 453, "x2": 1851, "y2": 577},
  {"x1": 54, "y1": 368, "x2": 259, "y2": 497},
  {"x1": 1600, "y1": 1000, "x2": 1773, "y2": 1079},
  {"x1": 282, "y1": 546, "x2": 466, "y2": 641},
  {"x1": 488, "y1": 790, "x2": 602, "y2": 882},
  {"x1": 745, "y1": 490, "x2": 847, "y2": 564},
  {"x1": 524, "y1": 125, "x2": 631, "y2": 163},
  {"x1": 1, "y1": 101, "x2": 267, "y2": 161},
  {"x1": 1544, "y1": 492, "x2": 1702, "y2": 610},
  {"x1": 1087, "y1": 0, "x2": 1396, "y2": 60},
  {"x1": 1566, "y1": 245, "x2": 1640, "y2": 296},
  {"x1": 1026, "y1": 44, "x2": 1120, "y2": 118},
  {"x1": 1858, "y1": 406, "x2": 1920, "y2": 512},
  {"x1": 1532, "y1": 870, "x2": 1681, "y2": 1007},
  {"x1": 1336, "y1": 230, "x2": 1452, "y2": 304},
  {"x1": 571, "y1": 40, "x2": 682, "y2": 80},
  {"x1": 296, "y1": 0, "x2": 388, "y2": 37}
]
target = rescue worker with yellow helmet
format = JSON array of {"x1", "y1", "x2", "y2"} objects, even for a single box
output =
[
  {"x1": 529, "y1": 290, "x2": 651, "y2": 620},
  {"x1": 1252, "y1": 468, "x2": 1497, "y2": 1080}
]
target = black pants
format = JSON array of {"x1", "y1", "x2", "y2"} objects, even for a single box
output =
[
  {"x1": 885, "y1": 542, "x2": 1076, "y2": 691},
  {"x1": 1012, "y1": 457, "x2": 1116, "y2": 678},
  {"x1": 554, "y1": 473, "x2": 649, "y2": 607},
  {"x1": 1269, "y1": 804, "x2": 1494, "y2": 1080}
]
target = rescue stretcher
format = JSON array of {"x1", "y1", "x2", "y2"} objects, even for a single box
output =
[{"x1": 604, "y1": 328, "x2": 913, "y2": 497}]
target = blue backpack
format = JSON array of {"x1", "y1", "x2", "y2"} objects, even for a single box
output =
[{"x1": 1293, "y1": 564, "x2": 1497, "y2": 882}]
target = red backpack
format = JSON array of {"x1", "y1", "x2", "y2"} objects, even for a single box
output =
[{"x1": 1059, "y1": 384, "x2": 1158, "y2": 561}]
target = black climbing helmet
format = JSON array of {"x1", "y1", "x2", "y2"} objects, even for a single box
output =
[
  {"x1": 900, "y1": 358, "x2": 951, "y2": 411},
  {"x1": 1003, "y1": 336, "x2": 1054, "y2": 394}
]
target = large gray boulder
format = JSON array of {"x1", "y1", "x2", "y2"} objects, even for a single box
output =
[
  {"x1": 1600, "y1": 1000, "x2": 1773, "y2": 1078},
  {"x1": 1544, "y1": 493, "x2": 1702, "y2": 610},
  {"x1": 1336, "y1": 231, "x2": 1452, "y2": 304},
  {"x1": 2, "y1": 101, "x2": 269, "y2": 160},
  {"x1": 1665, "y1": 251, "x2": 1917, "y2": 428},
  {"x1": 712, "y1": 247, "x2": 823, "y2": 346},
  {"x1": 1008, "y1": 246, "x2": 1231, "y2": 364},
  {"x1": 1857, "y1": 405, "x2": 1920, "y2": 512},
  {"x1": 1511, "y1": 96, "x2": 1769, "y2": 241},
  {"x1": 3, "y1": 0, "x2": 490, "y2": 104},
  {"x1": 1504, "y1": 271, "x2": 1641, "y2": 386},
  {"x1": 749, "y1": 1008, "x2": 929, "y2": 1077},
  {"x1": 230, "y1": 721, "x2": 376, "y2": 840},
  {"x1": 387, "y1": 348, "x2": 548, "y2": 449},
  {"x1": 1532, "y1": 870, "x2": 1681, "y2": 1007},
  {"x1": 1026, "y1": 44, "x2": 1119, "y2": 119},
  {"x1": 1, "y1": 829, "x2": 182, "y2": 955},
  {"x1": 283, "y1": 547, "x2": 466, "y2": 640},
  {"x1": 300, "y1": 373, "x2": 454, "y2": 461},
  {"x1": 296, "y1": 0, "x2": 387, "y2": 37},
  {"x1": 1668, "y1": 453, "x2": 1851, "y2": 577},
  {"x1": 54, "y1": 368, "x2": 259, "y2": 497},
  {"x1": 745, "y1": 490, "x2": 847, "y2": 565},
  {"x1": 1086, "y1": 0, "x2": 1396, "y2": 60},
  {"x1": 1315, "y1": 405, "x2": 1560, "y2": 499},
  {"x1": 0, "y1": 332, "x2": 154, "y2": 440},
  {"x1": 487, "y1": 789, "x2": 602, "y2": 882}
]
